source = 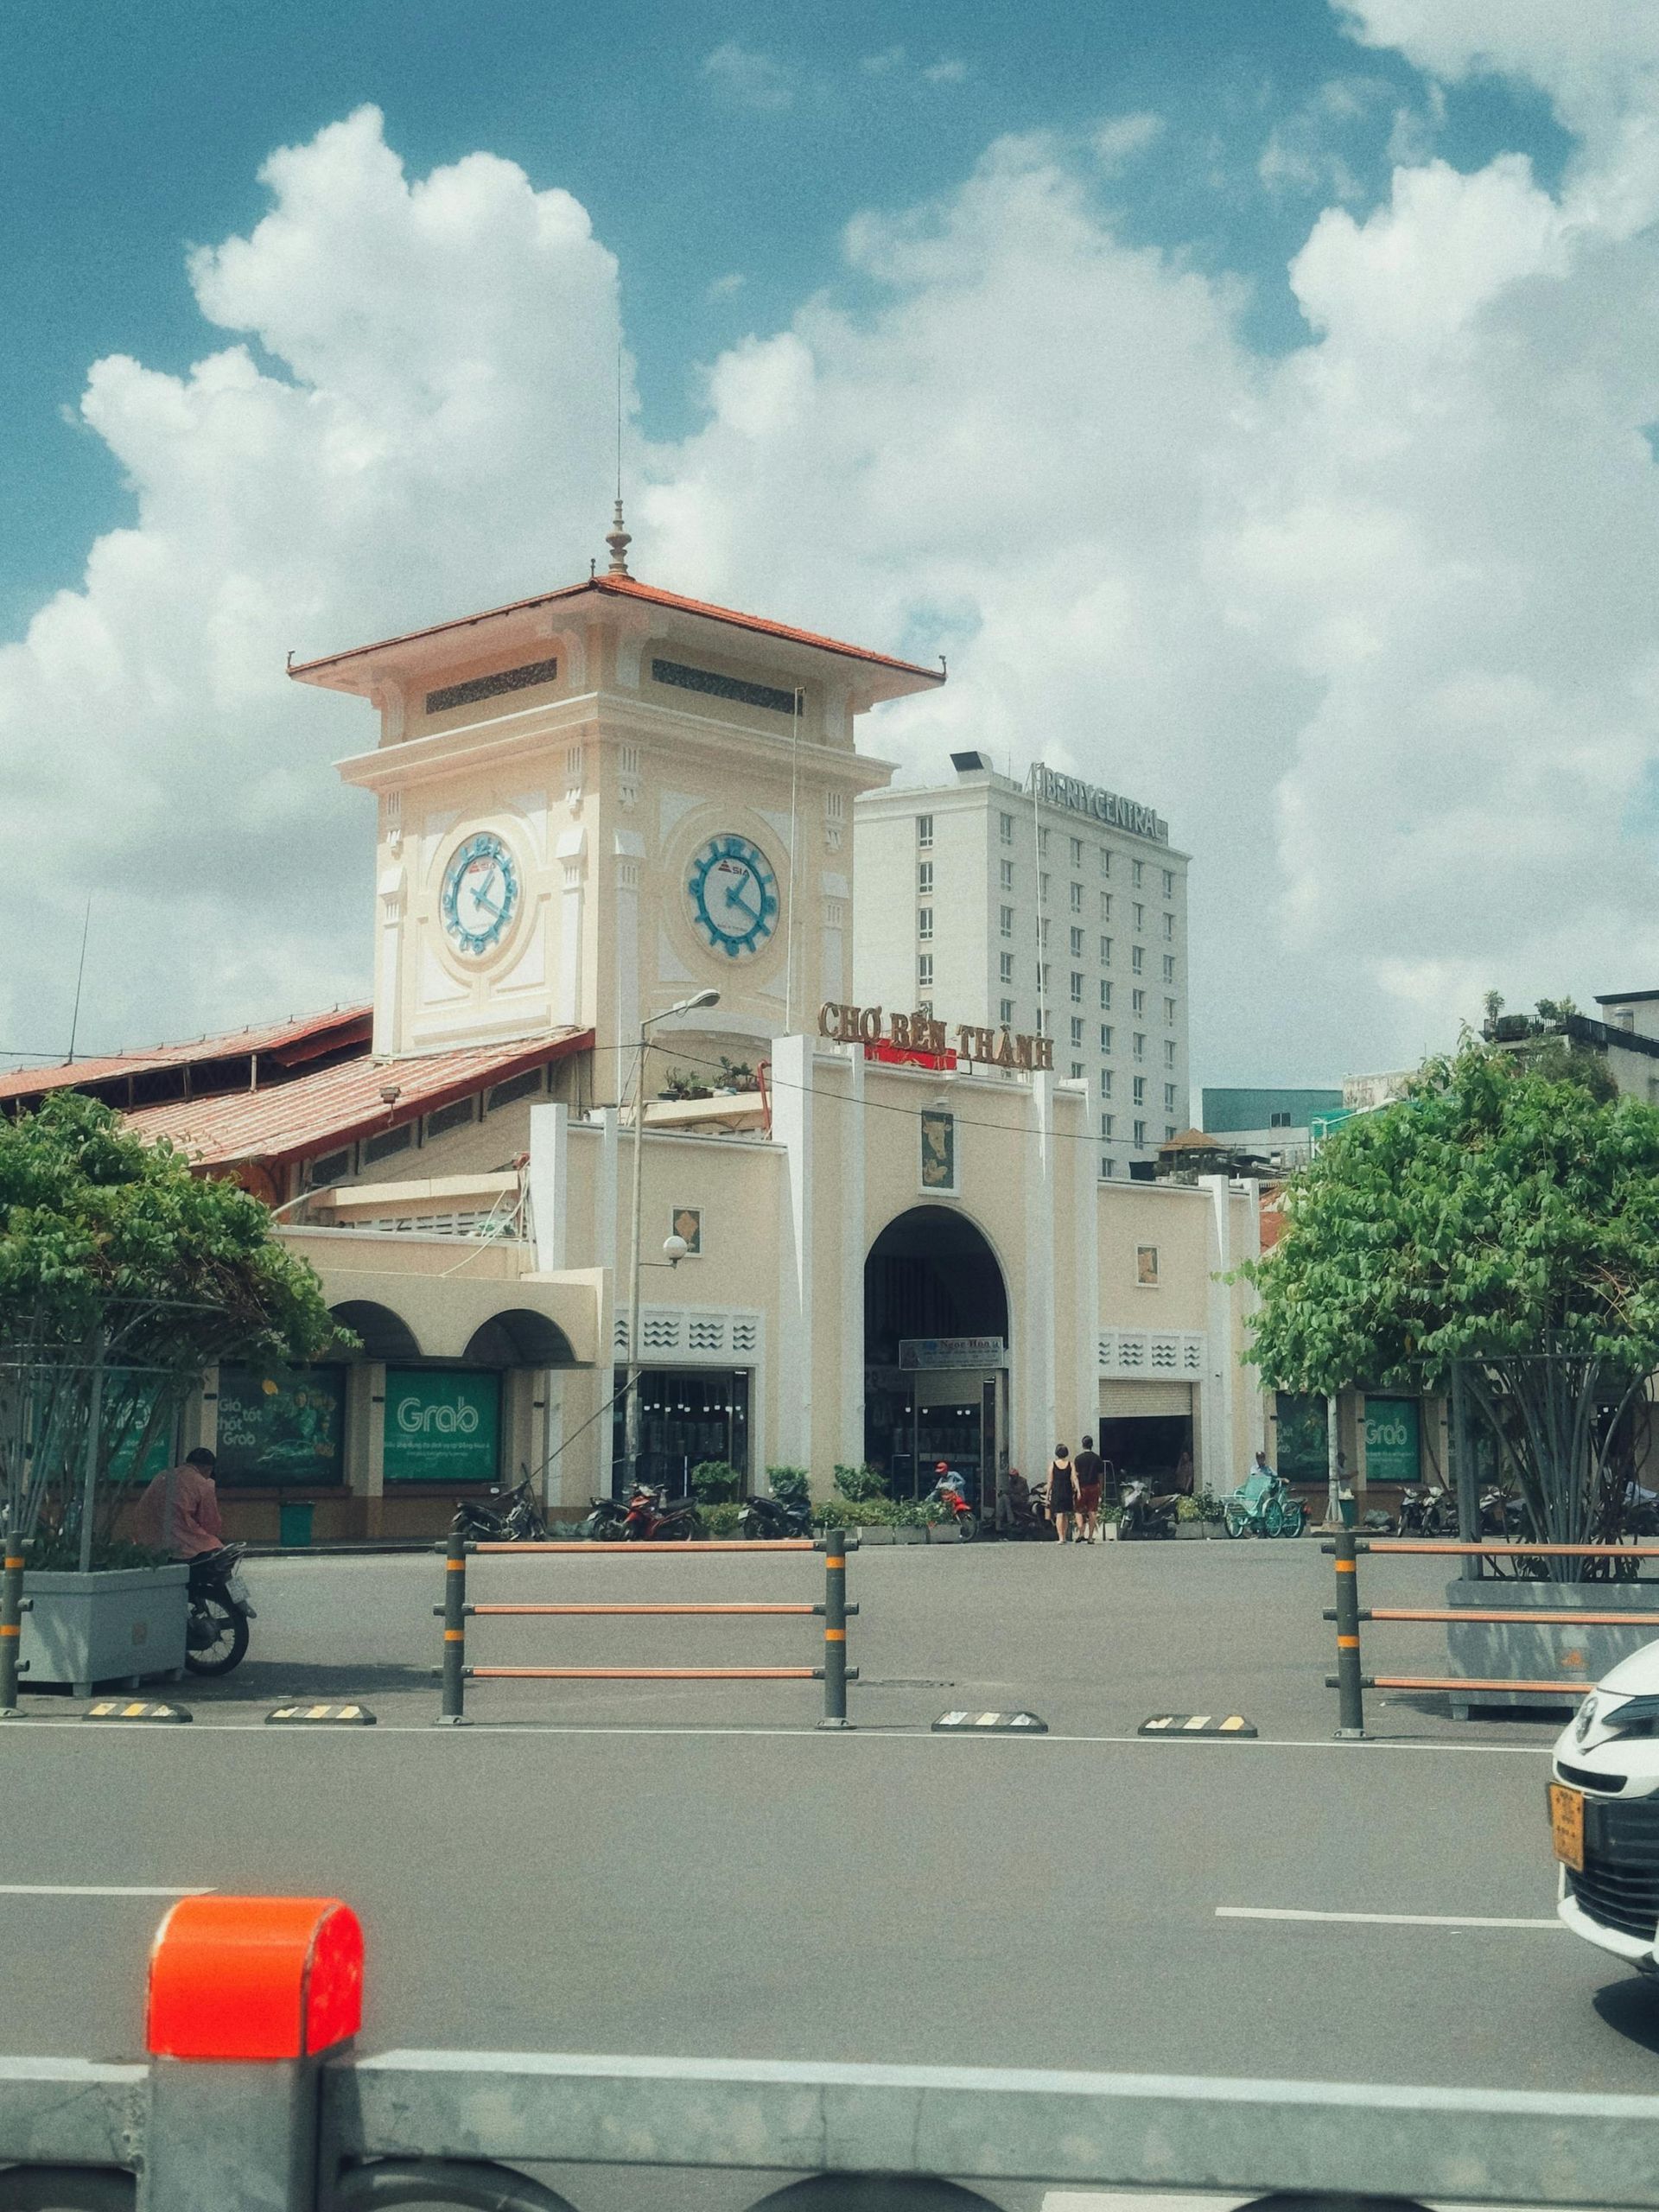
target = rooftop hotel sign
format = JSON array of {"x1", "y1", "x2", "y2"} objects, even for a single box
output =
[
  {"x1": 819, "y1": 1001, "x2": 1055, "y2": 1073},
  {"x1": 1027, "y1": 763, "x2": 1168, "y2": 844}
]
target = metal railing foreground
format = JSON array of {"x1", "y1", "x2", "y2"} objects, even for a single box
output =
[
  {"x1": 436, "y1": 1524, "x2": 858, "y2": 1727},
  {"x1": 1323, "y1": 1527, "x2": 1659, "y2": 1734},
  {"x1": 10, "y1": 1888, "x2": 1659, "y2": 2212}
]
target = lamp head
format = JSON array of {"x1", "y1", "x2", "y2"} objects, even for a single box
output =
[{"x1": 663, "y1": 1232, "x2": 690, "y2": 1267}]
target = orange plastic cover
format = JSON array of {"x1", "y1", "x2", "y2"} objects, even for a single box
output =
[{"x1": 146, "y1": 1895, "x2": 364, "y2": 2060}]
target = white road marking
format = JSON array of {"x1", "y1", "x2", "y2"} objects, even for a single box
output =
[
  {"x1": 1217, "y1": 1905, "x2": 1561, "y2": 1929},
  {"x1": 1, "y1": 1719, "x2": 1554, "y2": 1753},
  {"x1": 0, "y1": 1883, "x2": 212, "y2": 1897}
]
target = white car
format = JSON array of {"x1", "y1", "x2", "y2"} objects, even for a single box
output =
[{"x1": 1550, "y1": 1642, "x2": 1659, "y2": 1971}]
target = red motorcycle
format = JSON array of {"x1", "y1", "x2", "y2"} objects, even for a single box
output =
[
  {"x1": 928, "y1": 1475, "x2": 979, "y2": 1542},
  {"x1": 620, "y1": 1482, "x2": 703, "y2": 1541}
]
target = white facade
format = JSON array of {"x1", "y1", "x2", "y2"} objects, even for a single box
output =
[{"x1": 854, "y1": 754, "x2": 1191, "y2": 1178}]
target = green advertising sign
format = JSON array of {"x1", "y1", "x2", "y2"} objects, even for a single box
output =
[
  {"x1": 383, "y1": 1369, "x2": 500, "y2": 1485},
  {"x1": 1364, "y1": 1397, "x2": 1421, "y2": 1485},
  {"x1": 217, "y1": 1362, "x2": 347, "y2": 1488}
]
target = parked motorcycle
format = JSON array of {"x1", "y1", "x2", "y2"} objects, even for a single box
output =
[
  {"x1": 1478, "y1": 1485, "x2": 1527, "y2": 1540},
  {"x1": 608, "y1": 1483, "x2": 703, "y2": 1541},
  {"x1": 927, "y1": 1478, "x2": 979, "y2": 1541},
  {"x1": 1397, "y1": 1483, "x2": 1456, "y2": 1537},
  {"x1": 454, "y1": 1473, "x2": 549, "y2": 1544},
  {"x1": 1116, "y1": 1477, "x2": 1180, "y2": 1541},
  {"x1": 737, "y1": 1491, "x2": 812, "y2": 1541},
  {"x1": 184, "y1": 1544, "x2": 255, "y2": 1677}
]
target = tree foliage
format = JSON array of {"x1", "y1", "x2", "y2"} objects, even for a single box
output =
[
  {"x1": 1243, "y1": 1046, "x2": 1659, "y2": 1564},
  {"x1": 0, "y1": 1091, "x2": 340, "y2": 1554}
]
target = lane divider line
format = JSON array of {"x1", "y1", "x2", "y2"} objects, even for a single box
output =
[
  {"x1": 0, "y1": 1883, "x2": 213, "y2": 1897},
  {"x1": 1216, "y1": 1905, "x2": 1562, "y2": 1929}
]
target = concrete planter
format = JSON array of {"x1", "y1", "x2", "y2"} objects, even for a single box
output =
[
  {"x1": 849, "y1": 1524, "x2": 928, "y2": 1546},
  {"x1": 1445, "y1": 1576, "x2": 1659, "y2": 1715},
  {"x1": 19, "y1": 1565, "x2": 189, "y2": 1698}
]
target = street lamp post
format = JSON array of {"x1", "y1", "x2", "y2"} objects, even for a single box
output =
[{"x1": 624, "y1": 988, "x2": 720, "y2": 1497}]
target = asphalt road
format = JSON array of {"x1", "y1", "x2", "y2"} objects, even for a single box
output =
[{"x1": 5, "y1": 1540, "x2": 1655, "y2": 2205}]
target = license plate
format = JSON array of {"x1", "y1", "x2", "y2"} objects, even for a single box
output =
[{"x1": 1549, "y1": 1783, "x2": 1585, "y2": 1872}]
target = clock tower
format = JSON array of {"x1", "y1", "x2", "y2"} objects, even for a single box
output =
[{"x1": 289, "y1": 524, "x2": 943, "y2": 1098}]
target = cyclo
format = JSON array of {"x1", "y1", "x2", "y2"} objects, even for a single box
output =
[{"x1": 1224, "y1": 1468, "x2": 1305, "y2": 1539}]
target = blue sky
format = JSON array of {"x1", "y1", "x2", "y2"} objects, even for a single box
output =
[
  {"x1": 0, "y1": 0, "x2": 1565, "y2": 632},
  {"x1": 2, "y1": 3, "x2": 1654, "y2": 1084}
]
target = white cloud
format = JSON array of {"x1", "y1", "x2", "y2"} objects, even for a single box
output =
[
  {"x1": 706, "y1": 270, "x2": 747, "y2": 302},
  {"x1": 8, "y1": 57, "x2": 1659, "y2": 1086},
  {"x1": 861, "y1": 46, "x2": 906, "y2": 77},
  {"x1": 1092, "y1": 112, "x2": 1165, "y2": 172},
  {"x1": 701, "y1": 41, "x2": 796, "y2": 113},
  {"x1": 925, "y1": 59, "x2": 969, "y2": 86}
]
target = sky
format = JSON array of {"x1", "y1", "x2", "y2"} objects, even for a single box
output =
[{"x1": 2, "y1": 0, "x2": 1656, "y2": 1090}]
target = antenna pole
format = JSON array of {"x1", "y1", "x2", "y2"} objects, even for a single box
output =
[{"x1": 66, "y1": 896, "x2": 92, "y2": 1064}]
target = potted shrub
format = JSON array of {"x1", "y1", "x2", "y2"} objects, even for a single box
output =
[
  {"x1": 2, "y1": 1094, "x2": 339, "y2": 1696},
  {"x1": 689, "y1": 1460, "x2": 742, "y2": 1504}
]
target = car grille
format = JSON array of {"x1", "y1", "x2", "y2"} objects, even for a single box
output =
[
  {"x1": 1556, "y1": 1758, "x2": 1626, "y2": 1792},
  {"x1": 1568, "y1": 1796, "x2": 1659, "y2": 1943}
]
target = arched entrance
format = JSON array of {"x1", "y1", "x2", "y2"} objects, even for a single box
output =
[{"x1": 864, "y1": 1207, "x2": 1010, "y2": 1503}]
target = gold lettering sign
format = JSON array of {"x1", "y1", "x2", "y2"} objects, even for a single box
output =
[{"x1": 821, "y1": 1002, "x2": 1051, "y2": 1072}]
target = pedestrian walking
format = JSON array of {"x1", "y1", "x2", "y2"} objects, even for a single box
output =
[
  {"x1": 1048, "y1": 1444, "x2": 1076, "y2": 1545},
  {"x1": 1072, "y1": 1434, "x2": 1105, "y2": 1542}
]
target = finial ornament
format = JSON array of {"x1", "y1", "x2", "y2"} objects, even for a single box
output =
[{"x1": 606, "y1": 498, "x2": 632, "y2": 579}]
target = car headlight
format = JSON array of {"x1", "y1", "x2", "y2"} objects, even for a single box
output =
[{"x1": 1575, "y1": 1694, "x2": 1599, "y2": 1743}]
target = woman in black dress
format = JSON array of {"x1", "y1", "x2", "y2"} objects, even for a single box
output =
[{"x1": 1048, "y1": 1444, "x2": 1076, "y2": 1545}]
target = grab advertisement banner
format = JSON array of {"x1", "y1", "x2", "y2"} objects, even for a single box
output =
[{"x1": 383, "y1": 1368, "x2": 501, "y2": 1484}]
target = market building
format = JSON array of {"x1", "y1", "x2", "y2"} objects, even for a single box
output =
[{"x1": 4, "y1": 523, "x2": 1271, "y2": 1537}]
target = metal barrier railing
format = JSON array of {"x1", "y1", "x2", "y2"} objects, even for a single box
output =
[
  {"x1": 1324, "y1": 1527, "x2": 1659, "y2": 1735},
  {"x1": 0, "y1": 1535, "x2": 29, "y2": 1715},
  {"x1": 437, "y1": 1524, "x2": 858, "y2": 1728},
  {"x1": 9, "y1": 1891, "x2": 1659, "y2": 2210}
]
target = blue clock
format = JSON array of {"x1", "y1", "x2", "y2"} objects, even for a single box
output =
[
  {"x1": 441, "y1": 831, "x2": 520, "y2": 958},
  {"x1": 686, "y1": 834, "x2": 779, "y2": 960}
]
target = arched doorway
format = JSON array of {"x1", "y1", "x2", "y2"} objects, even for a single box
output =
[{"x1": 864, "y1": 1207, "x2": 1009, "y2": 1503}]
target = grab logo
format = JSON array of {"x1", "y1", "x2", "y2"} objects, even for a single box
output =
[
  {"x1": 1370, "y1": 1417, "x2": 1410, "y2": 1449},
  {"x1": 397, "y1": 1395, "x2": 480, "y2": 1436}
]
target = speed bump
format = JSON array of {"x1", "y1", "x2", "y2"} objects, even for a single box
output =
[
  {"x1": 264, "y1": 1702, "x2": 377, "y2": 1726},
  {"x1": 1139, "y1": 1713, "x2": 1257, "y2": 1738},
  {"x1": 85, "y1": 1699, "x2": 192, "y2": 1724},
  {"x1": 932, "y1": 1709, "x2": 1048, "y2": 1732}
]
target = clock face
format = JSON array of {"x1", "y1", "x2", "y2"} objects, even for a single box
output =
[
  {"x1": 441, "y1": 831, "x2": 520, "y2": 958},
  {"x1": 685, "y1": 834, "x2": 779, "y2": 960}
]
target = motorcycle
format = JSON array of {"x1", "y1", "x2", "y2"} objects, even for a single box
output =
[
  {"x1": 184, "y1": 1544, "x2": 255, "y2": 1677},
  {"x1": 1116, "y1": 1477, "x2": 1180, "y2": 1541},
  {"x1": 1478, "y1": 1485, "x2": 1528, "y2": 1540},
  {"x1": 1397, "y1": 1483, "x2": 1456, "y2": 1537},
  {"x1": 927, "y1": 1478, "x2": 979, "y2": 1541},
  {"x1": 596, "y1": 1483, "x2": 703, "y2": 1541},
  {"x1": 738, "y1": 1491, "x2": 812, "y2": 1541},
  {"x1": 454, "y1": 1473, "x2": 549, "y2": 1544}
]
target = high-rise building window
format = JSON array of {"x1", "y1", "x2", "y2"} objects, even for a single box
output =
[
  {"x1": 918, "y1": 953, "x2": 933, "y2": 989},
  {"x1": 1070, "y1": 926, "x2": 1084, "y2": 957},
  {"x1": 1070, "y1": 880, "x2": 1083, "y2": 912},
  {"x1": 1039, "y1": 872, "x2": 1051, "y2": 905},
  {"x1": 917, "y1": 814, "x2": 934, "y2": 849},
  {"x1": 918, "y1": 906, "x2": 933, "y2": 941},
  {"x1": 918, "y1": 860, "x2": 933, "y2": 895},
  {"x1": 1038, "y1": 827, "x2": 1050, "y2": 855},
  {"x1": 1000, "y1": 905, "x2": 1014, "y2": 938},
  {"x1": 1163, "y1": 912, "x2": 1175, "y2": 938},
  {"x1": 1070, "y1": 836, "x2": 1084, "y2": 865},
  {"x1": 1070, "y1": 972, "x2": 1084, "y2": 1004},
  {"x1": 1100, "y1": 982, "x2": 1112, "y2": 1010},
  {"x1": 1162, "y1": 868, "x2": 1174, "y2": 897},
  {"x1": 1132, "y1": 988, "x2": 1146, "y2": 1014},
  {"x1": 1163, "y1": 996, "x2": 1176, "y2": 1024},
  {"x1": 1000, "y1": 950, "x2": 1014, "y2": 984},
  {"x1": 1165, "y1": 1084, "x2": 1177, "y2": 1111},
  {"x1": 1101, "y1": 938, "x2": 1113, "y2": 968},
  {"x1": 1039, "y1": 963, "x2": 1052, "y2": 993},
  {"x1": 1000, "y1": 997, "x2": 1014, "y2": 1025},
  {"x1": 1100, "y1": 1113, "x2": 1115, "y2": 1139},
  {"x1": 1071, "y1": 1061, "x2": 1084, "y2": 1079},
  {"x1": 1099, "y1": 849, "x2": 1111, "y2": 876},
  {"x1": 1132, "y1": 945, "x2": 1144, "y2": 975},
  {"x1": 1100, "y1": 892, "x2": 1112, "y2": 922},
  {"x1": 1100, "y1": 1067, "x2": 1113, "y2": 1096},
  {"x1": 1102, "y1": 1155, "x2": 1116, "y2": 1178},
  {"x1": 1132, "y1": 1077, "x2": 1146, "y2": 1108},
  {"x1": 1039, "y1": 916, "x2": 1051, "y2": 948},
  {"x1": 1166, "y1": 1125, "x2": 1177, "y2": 1141},
  {"x1": 1132, "y1": 859, "x2": 1144, "y2": 887},
  {"x1": 1000, "y1": 811, "x2": 1014, "y2": 845},
  {"x1": 1099, "y1": 1025, "x2": 1113, "y2": 1053},
  {"x1": 1133, "y1": 1034, "x2": 1146, "y2": 1063},
  {"x1": 1133, "y1": 901, "x2": 1145, "y2": 931},
  {"x1": 1070, "y1": 1016, "x2": 1084, "y2": 1046},
  {"x1": 1164, "y1": 1040, "x2": 1176, "y2": 1067},
  {"x1": 1133, "y1": 1119, "x2": 1147, "y2": 1146},
  {"x1": 1162, "y1": 954, "x2": 1175, "y2": 982},
  {"x1": 1001, "y1": 859, "x2": 1015, "y2": 891}
]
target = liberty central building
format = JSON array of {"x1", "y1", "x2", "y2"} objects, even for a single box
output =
[{"x1": 3, "y1": 521, "x2": 1262, "y2": 1534}]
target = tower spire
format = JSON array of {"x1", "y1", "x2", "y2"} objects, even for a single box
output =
[{"x1": 605, "y1": 496, "x2": 632, "y2": 578}]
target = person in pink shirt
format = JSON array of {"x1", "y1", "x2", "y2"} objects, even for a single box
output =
[{"x1": 133, "y1": 1448, "x2": 224, "y2": 1560}]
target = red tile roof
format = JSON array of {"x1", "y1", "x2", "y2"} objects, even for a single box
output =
[
  {"x1": 120, "y1": 1028, "x2": 592, "y2": 1168},
  {"x1": 289, "y1": 573, "x2": 945, "y2": 686},
  {"x1": 0, "y1": 1007, "x2": 372, "y2": 1106}
]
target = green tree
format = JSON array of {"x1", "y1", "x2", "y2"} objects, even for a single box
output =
[
  {"x1": 1, "y1": 1091, "x2": 340, "y2": 1560},
  {"x1": 1243, "y1": 1045, "x2": 1659, "y2": 1572}
]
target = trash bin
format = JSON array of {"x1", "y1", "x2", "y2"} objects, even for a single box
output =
[
  {"x1": 1337, "y1": 1485, "x2": 1357, "y2": 1529},
  {"x1": 278, "y1": 1499, "x2": 315, "y2": 1549}
]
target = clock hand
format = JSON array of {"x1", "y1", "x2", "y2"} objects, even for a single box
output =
[{"x1": 723, "y1": 880, "x2": 760, "y2": 924}]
